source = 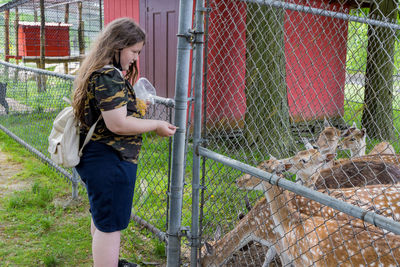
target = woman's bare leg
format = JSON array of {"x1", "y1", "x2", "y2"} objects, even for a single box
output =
[{"x1": 90, "y1": 219, "x2": 121, "y2": 267}]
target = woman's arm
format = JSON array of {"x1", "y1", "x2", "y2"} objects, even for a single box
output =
[{"x1": 101, "y1": 106, "x2": 176, "y2": 137}]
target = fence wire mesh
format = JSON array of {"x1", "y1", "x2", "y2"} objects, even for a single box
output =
[
  {"x1": 0, "y1": 62, "x2": 73, "y2": 166},
  {"x1": 0, "y1": 0, "x2": 181, "y2": 262},
  {"x1": 0, "y1": 60, "x2": 176, "y2": 252},
  {"x1": 0, "y1": 0, "x2": 102, "y2": 74},
  {"x1": 198, "y1": 0, "x2": 400, "y2": 266}
]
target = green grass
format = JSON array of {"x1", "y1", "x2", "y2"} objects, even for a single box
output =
[
  {"x1": 0, "y1": 78, "x2": 73, "y2": 111},
  {"x1": 0, "y1": 130, "x2": 168, "y2": 266}
]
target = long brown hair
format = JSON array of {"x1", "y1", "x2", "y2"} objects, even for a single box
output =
[{"x1": 72, "y1": 17, "x2": 146, "y2": 123}]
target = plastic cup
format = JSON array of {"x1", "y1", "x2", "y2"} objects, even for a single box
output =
[{"x1": 133, "y1": 77, "x2": 156, "y2": 104}]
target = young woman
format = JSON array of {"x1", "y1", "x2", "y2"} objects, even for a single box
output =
[{"x1": 72, "y1": 18, "x2": 176, "y2": 267}]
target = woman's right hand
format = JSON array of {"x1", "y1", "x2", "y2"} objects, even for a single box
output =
[{"x1": 155, "y1": 121, "x2": 177, "y2": 137}]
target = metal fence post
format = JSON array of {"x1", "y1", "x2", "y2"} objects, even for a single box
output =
[
  {"x1": 191, "y1": 0, "x2": 205, "y2": 265},
  {"x1": 167, "y1": 0, "x2": 194, "y2": 266},
  {"x1": 71, "y1": 168, "x2": 80, "y2": 200}
]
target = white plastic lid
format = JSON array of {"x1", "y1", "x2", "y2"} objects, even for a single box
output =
[{"x1": 133, "y1": 77, "x2": 156, "y2": 104}]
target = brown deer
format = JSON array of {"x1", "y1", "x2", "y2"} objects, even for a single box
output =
[
  {"x1": 200, "y1": 197, "x2": 286, "y2": 267},
  {"x1": 261, "y1": 180, "x2": 400, "y2": 266},
  {"x1": 314, "y1": 119, "x2": 341, "y2": 155},
  {"x1": 237, "y1": 168, "x2": 400, "y2": 266},
  {"x1": 302, "y1": 118, "x2": 341, "y2": 155},
  {"x1": 237, "y1": 160, "x2": 400, "y2": 222},
  {"x1": 338, "y1": 122, "x2": 396, "y2": 157},
  {"x1": 290, "y1": 184, "x2": 400, "y2": 221},
  {"x1": 201, "y1": 157, "x2": 290, "y2": 267},
  {"x1": 338, "y1": 122, "x2": 366, "y2": 157},
  {"x1": 203, "y1": 158, "x2": 400, "y2": 266},
  {"x1": 313, "y1": 160, "x2": 400, "y2": 189},
  {"x1": 282, "y1": 149, "x2": 335, "y2": 186},
  {"x1": 280, "y1": 148, "x2": 400, "y2": 189}
]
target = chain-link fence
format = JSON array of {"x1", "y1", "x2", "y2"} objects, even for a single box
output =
[
  {"x1": 0, "y1": 0, "x2": 102, "y2": 74},
  {"x1": 0, "y1": 60, "x2": 177, "y2": 254},
  {"x1": 194, "y1": 0, "x2": 400, "y2": 266}
]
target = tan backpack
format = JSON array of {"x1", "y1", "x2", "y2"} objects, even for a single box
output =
[{"x1": 47, "y1": 98, "x2": 101, "y2": 167}]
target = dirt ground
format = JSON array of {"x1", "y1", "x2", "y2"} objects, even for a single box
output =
[{"x1": 0, "y1": 150, "x2": 29, "y2": 198}]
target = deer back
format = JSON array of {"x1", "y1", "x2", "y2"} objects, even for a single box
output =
[
  {"x1": 369, "y1": 141, "x2": 396, "y2": 155},
  {"x1": 314, "y1": 160, "x2": 400, "y2": 189}
]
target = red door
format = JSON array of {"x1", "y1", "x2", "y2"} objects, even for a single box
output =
[{"x1": 140, "y1": 0, "x2": 179, "y2": 99}]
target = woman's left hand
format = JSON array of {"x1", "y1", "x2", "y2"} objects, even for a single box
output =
[{"x1": 155, "y1": 121, "x2": 177, "y2": 137}]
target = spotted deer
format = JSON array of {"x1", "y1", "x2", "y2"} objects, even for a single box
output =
[
  {"x1": 260, "y1": 180, "x2": 400, "y2": 266},
  {"x1": 242, "y1": 158, "x2": 400, "y2": 265},
  {"x1": 200, "y1": 197, "x2": 285, "y2": 267},
  {"x1": 302, "y1": 119, "x2": 341, "y2": 155},
  {"x1": 338, "y1": 122, "x2": 396, "y2": 157},
  {"x1": 315, "y1": 119, "x2": 341, "y2": 154},
  {"x1": 237, "y1": 161, "x2": 400, "y2": 222},
  {"x1": 201, "y1": 157, "x2": 290, "y2": 267},
  {"x1": 203, "y1": 158, "x2": 400, "y2": 266},
  {"x1": 237, "y1": 162, "x2": 400, "y2": 266},
  {"x1": 282, "y1": 149, "x2": 336, "y2": 186},
  {"x1": 280, "y1": 148, "x2": 400, "y2": 188},
  {"x1": 338, "y1": 122, "x2": 366, "y2": 157}
]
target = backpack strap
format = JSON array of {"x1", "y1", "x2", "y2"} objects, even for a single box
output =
[{"x1": 78, "y1": 114, "x2": 102, "y2": 157}]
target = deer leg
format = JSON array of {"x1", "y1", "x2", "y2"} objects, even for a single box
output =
[
  {"x1": 262, "y1": 245, "x2": 276, "y2": 267},
  {"x1": 1, "y1": 99, "x2": 9, "y2": 114}
]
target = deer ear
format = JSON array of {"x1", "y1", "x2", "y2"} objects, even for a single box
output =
[
  {"x1": 361, "y1": 128, "x2": 366, "y2": 136},
  {"x1": 284, "y1": 163, "x2": 293, "y2": 170},
  {"x1": 324, "y1": 117, "x2": 329, "y2": 127},
  {"x1": 341, "y1": 128, "x2": 352, "y2": 137},
  {"x1": 269, "y1": 155, "x2": 277, "y2": 160},
  {"x1": 214, "y1": 225, "x2": 221, "y2": 240},
  {"x1": 324, "y1": 153, "x2": 336, "y2": 162},
  {"x1": 205, "y1": 241, "x2": 214, "y2": 255}
]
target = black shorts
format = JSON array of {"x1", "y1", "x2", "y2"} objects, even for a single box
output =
[{"x1": 76, "y1": 141, "x2": 137, "y2": 232}]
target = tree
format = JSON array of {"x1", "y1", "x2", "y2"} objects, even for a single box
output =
[
  {"x1": 362, "y1": 0, "x2": 398, "y2": 140},
  {"x1": 244, "y1": 3, "x2": 293, "y2": 158}
]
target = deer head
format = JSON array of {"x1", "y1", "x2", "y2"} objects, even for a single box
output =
[
  {"x1": 282, "y1": 149, "x2": 335, "y2": 186},
  {"x1": 313, "y1": 120, "x2": 341, "y2": 155},
  {"x1": 338, "y1": 122, "x2": 366, "y2": 157},
  {"x1": 236, "y1": 155, "x2": 286, "y2": 191}
]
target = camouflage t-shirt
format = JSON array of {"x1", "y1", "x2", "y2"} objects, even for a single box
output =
[{"x1": 80, "y1": 66, "x2": 142, "y2": 163}]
